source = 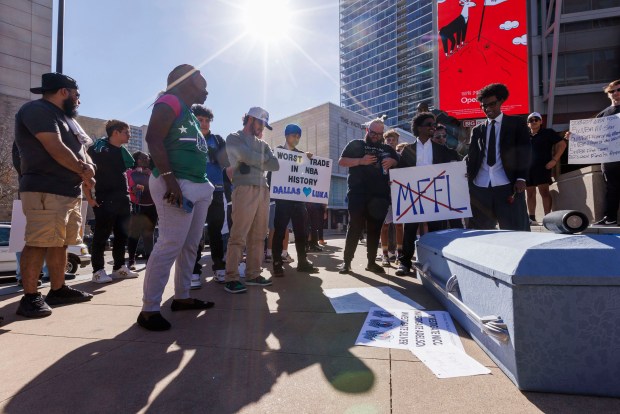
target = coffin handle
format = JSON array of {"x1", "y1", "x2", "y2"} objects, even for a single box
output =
[{"x1": 414, "y1": 262, "x2": 510, "y2": 343}]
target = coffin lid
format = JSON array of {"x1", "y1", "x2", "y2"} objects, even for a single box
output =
[{"x1": 418, "y1": 229, "x2": 620, "y2": 285}]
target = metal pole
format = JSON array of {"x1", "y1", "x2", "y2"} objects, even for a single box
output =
[
  {"x1": 56, "y1": 0, "x2": 64, "y2": 73},
  {"x1": 477, "y1": 5, "x2": 486, "y2": 41}
]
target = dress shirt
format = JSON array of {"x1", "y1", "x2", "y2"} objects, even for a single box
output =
[
  {"x1": 416, "y1": 138, "x2": 434, "y2": 166},
  {"x1": 473, "y1": 112, "x2": 511, "y2": 188}
]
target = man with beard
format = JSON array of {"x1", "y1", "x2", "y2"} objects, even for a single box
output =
[
  {"x1": 337, "y1": 118, "x2": 399, "y2": 274},
  {"x1": 14, "y1": 73, "x2": 95, "y2": 318}
]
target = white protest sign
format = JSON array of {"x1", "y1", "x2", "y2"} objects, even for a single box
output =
[
  {"x1": 355, "y1": 308, "x2": 462, "y2": 350},
  {"x1": 269, "y1": 148, "x2": 333, "y2": 204},
  {"x1": 324, "y1": 286, "x2": 424, "y2": 314},
  {"x1": 390, "y1": 161, "x2": 471, "y2": 224},
  {"x1": 9, "y1": 200, "x2": 88, "y2": 252},
  {"x1": 411, "y1": 348, "x2": 491, "y2": 379},
  {"x1": 568, "y1": 114, "x2": 620, "y2": 164}
]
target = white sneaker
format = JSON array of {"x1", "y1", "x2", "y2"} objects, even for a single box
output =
[
  {"x1": 282, "y1": 253, "x2": 294, "y2": 263},
  {"x1": 111, "y1": 265, "x2": 139, "y2": 279},
  {"x1": 190, "y1": 273, "x2": 202, "y2": 290},
  {"x1": 92, "y1": 269, "x2": 113, "y2": 284},
  {"x1": 214, "y1": 269, "x2": 226, "y2": 284}
]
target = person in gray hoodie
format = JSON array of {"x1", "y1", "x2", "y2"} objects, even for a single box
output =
[{"x1": 224, "y1": 107, "x2": 280, "y2": 294}]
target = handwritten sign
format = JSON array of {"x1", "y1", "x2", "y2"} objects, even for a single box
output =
[
  {"x1": 269, "y1": 148, "x2": 333, "y2": 204},
  {"x1": 389, "y1": 162, "x2": 471, "y2": 224},
  {"x1": 568, "y1": 114, "x2": 620, "y2": 164}
]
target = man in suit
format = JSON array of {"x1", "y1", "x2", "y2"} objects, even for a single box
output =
[
  {"x1": 395, "y1": 112, "x2": 461, "y2": 276},
  {"x1": 466, "y1": 83, "x2": 531, "y2": 231}
]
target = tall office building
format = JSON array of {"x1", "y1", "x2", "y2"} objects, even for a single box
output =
[{"x1": 339, "y1": 0, "x2": 434, "y2": 131}]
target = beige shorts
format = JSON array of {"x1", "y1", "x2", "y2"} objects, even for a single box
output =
[{"x1": 21, "y1": 192, "x2": 82, "y2": 247}]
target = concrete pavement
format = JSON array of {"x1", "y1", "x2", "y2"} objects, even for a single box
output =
[{"x1": 0, "y1": 235, "x2": 618, "y2": 413}]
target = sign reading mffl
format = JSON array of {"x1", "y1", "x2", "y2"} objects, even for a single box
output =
[
  {"x1": 269, "y1": 148, "x2": 333, "y2": 204},
  {"x1": 390, "y1": 162, "x2": 472, "y2": 224}
]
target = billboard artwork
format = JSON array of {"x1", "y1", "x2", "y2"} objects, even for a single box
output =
[{"x1": 437, "y1": 0, "x2": 529, "y2": 119}]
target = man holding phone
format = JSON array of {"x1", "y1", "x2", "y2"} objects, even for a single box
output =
[{"x1": 138, "y1": 65, "x2": 215, "y2": 331}]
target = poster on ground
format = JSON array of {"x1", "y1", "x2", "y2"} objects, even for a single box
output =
[
  {"x1": 269, "y1": 148, "x2": 332, "y2": 204},
  {"x1": 568, "y1": 114, "x2": 620, "y2": 164},
  {"x1": 389, "y1": 162, "x2": 471, "y2": 224},
  {"x1": 324, "y1": 286, "x2": 424, "y2": 314}
]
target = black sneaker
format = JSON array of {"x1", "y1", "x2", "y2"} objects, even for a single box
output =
[
  {"x1": 593, "y1": 217, "x2": 617, "y2": 226},
  {"x1": 395, "y1": 264, "x2": 410, "y2": 276},
  {"x1": 365, "y1": 262, "x2": 385, "y2": 274},
  {"x1": 45, "y1": 285, "x2": 93, "y2": 306},
  {"x1": 307, "y1": 245, "x2": 323, "y2": 253},
  {"x1": 171, "y1": 298, "x2": 214, "y2": 311},
  {"x1": 16, "y1": 293, "x2": 52, "y2": 318},
  {"x1": 224, "y1": 281, "x2": 247, "y2": 294},
  {"x1": 338, "y1": 261, "x2": 351, "y2": 274},
  {"x1": 297, "y1": 260, "x2": 319, "y2": 273},
  {"x1": 273, "y1": 262, "x2": 284, "y2": 277},
  {"x1": 245, "y1": 276, "x2": 273, "y2": 286},
  {"x1": 137, "y1": 312, "x2": 171, "y2": 331}
]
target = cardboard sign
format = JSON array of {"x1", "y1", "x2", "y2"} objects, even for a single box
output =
[
  {"x1": 390, "y1": 162, "x2": 472, "y2": 224},
  {"x1": 568, "y1": 114, "x2": 620, "y2": 164},
  {"x1": 269, "y1": 148, "x2": 333, "y2": 204}
]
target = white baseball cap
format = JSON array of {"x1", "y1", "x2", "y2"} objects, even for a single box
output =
[
  {"x1": 247, "y1": 107, "x2": 272, "y2": 130},
  {"x1": 527, "y1": 112, "x2": 542, "y2": 121}
]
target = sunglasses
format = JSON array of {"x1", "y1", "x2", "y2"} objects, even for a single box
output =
[
  {"x1": 527, "y1": 118, "x2": 541, "y2": 123},
  {"x1": 608, "y1": 87, "x2": 620, "y2": 94}
]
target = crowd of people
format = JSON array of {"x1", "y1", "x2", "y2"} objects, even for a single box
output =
[{"x1": 11, "y1": 67, "x2": 619, "y2": 330}]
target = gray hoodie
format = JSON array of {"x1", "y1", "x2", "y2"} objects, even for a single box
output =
[{"x1": 226, "y1": 130, "x2": 279, "y2": 187}]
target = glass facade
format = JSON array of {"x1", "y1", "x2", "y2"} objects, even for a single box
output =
[
  {"x1": 340, "y1": 0, "x2": 434, "y2": 131},
  {"x1": 127, "y1": 126, "x2": 144, "y2": 154}
]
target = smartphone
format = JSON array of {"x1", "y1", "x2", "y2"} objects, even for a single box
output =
[{"x1": 181, "y1": 196, "x2": 194, "y2": 213}]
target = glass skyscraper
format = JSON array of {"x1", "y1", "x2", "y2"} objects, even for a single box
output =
[{"x1": 339, "y1": 0, "x2": 434, "y2": 131}]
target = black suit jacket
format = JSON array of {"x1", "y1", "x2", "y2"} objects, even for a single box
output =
[
  {"x1": 466, "y1": 114, "x2": 531, "y2": 184},
  {"x1": 398, "y1": 140, "x2": 460, "y2": 168}
]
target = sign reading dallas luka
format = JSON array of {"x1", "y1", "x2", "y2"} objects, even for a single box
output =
[
  {"x1": 269, "y1": 148, "x2": 333, "y2": 205},
  {"x1": 390, "y1": 162, "x2": 472, "y2": 224}
]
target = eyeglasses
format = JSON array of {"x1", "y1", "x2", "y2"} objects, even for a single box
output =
[
  {"x1": 368, "y1": 130, "x2": 383, "y2": 137},
  {"x1": 608, "y1": 88, "x2": 620, "y2": 94},
  {"x1": 480, "y1": 100, "x2": 499, "y2": 109},
  {"x1": 527, "y1": 118, "x2": 541, "y2": 123}
]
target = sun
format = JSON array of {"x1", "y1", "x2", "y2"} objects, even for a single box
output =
[{"x1": 241, "y1": 0, "x2": 293, "y2": 44}]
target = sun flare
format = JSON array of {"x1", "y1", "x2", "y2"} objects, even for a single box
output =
[{"x1": 241, "y1": 0, "x2": 293, "y2": 44}]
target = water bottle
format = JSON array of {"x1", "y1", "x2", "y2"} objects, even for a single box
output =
[{"x1": 379, "y1": 151, "x2": 389, "y2": 175}]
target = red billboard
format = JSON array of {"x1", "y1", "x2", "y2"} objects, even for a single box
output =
[{"x1": 437, "y1": 0, "x2": 529, "y2": 119}]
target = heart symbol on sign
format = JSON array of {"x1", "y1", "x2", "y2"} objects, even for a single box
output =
[{"x1": 303, "y1": 187, "x2": 312, "y2": 197}]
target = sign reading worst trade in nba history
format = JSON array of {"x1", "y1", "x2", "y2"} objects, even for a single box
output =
[
  {"x1": 269, "y1": 148, "x2": 333, "y2": 204},
  {"x1": 437, "y1": 0, "x2": 529, "y2": 119}
]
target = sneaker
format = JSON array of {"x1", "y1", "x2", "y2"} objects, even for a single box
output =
[
  {"x1": 245, "y1": 276, "x2": 273, "y2": 286},
  {"x1": 45, "y1": 284, "x2": 93, "y2": 306},
  {"x1": 381, "y1": 255, "x2": 391, "y2": 267},
  {"x1": 318, "y1": 240, "x2": 327, "y2": 246},
  {"x1": 395, "y1": 264, "x2": 410, "y2": 276},
  {"x1": 171, "y1": 298, "x2": 214, "y2": 311},
  {"x1": 307, "y1": 245, "x2": 323, "y2": 253},
  {"x1": 365, "y1": 262, "x2": 385, "y2": 274},
  {"x1": 388, "y1": 252, "x2": 397, "y2": 262},
  {"x1": 529, "y1": 218, "x2": 538, "y2": 226},
  {"x1": 282, "y1": 253, "x2": 295, "y2": 263},
  {"x1": 127, "y1": 260, "x2": 137, "y2": 271},
  {"x1": 92, "y1": 269, "x2": 113, "y2": 284},
  {"x1": 297, "y1": 260, "x2": 319, "y2": 273},
  {"x1": 273, "y1": 262, "x2": 284, "y2": 277},
  {"x1": 264, "y1": 254, "x2": 273, "y2": 263},
  {"x1": 224, "y1": 281, "x2": 247, "y2": 294},
  {"x1": 190, "y1": 274, "x2": 202, "y2": 290},
  {"x1": 111, "y1": 265, "x2": 139, "y2": 279},
  {"x1": 16, "y1": 293, "x2": 52, "y2": 318},
  {"x1": 338, "y1": 261, "x2": 351, "y2": 274},
  {"x1": 593, "y1": 217, "x2": 617, "y2": 226},
  {"x1": 213, "y1": 269, "x2": 226, "y2": 284},
  {"x1": 137, "y1": 312, "x2": 171, "y2": 331}
]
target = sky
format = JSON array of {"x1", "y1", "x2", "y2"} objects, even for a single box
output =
[{"x1": 51, "y1": 0, "x2": 341, "y2": 135}]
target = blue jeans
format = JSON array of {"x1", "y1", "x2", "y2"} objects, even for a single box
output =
[{"x1": 16, "y1": 251, "x2": 49, "y2": 281}]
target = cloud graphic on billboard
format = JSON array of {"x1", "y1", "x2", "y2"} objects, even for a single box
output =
[
  {"x1": 512, "y1": 35, "x2": 527, "y2": 45},
  {"x1": 500, "y1": 21, "x2": 519, "y2": 30}
]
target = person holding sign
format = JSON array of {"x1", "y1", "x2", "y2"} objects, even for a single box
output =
[
  {"x1": 466, "y1": 83, "x2": 531, "y2": 231},
  {"x1": 593, "y1": 79, "x2": 620, "y2": 226},
  {"x1": 395, "y1": 113, "x2": 460, "y2": 276},
  {"x1": 337, "y1": 118, "x2": 399, "y2": 274},
  {"x1": 271, "y1": 124, "x2": 319, "y2": 276}
]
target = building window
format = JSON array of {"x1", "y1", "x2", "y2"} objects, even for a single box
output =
[{"x1": 556, "y1": 47, "x2": 620, "y2": 87}]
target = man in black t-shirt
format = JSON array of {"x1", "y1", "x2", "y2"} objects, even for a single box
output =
[
  {"x1": 86, "y1": 120, "x2": 138, "y2": 283},
  {"x1": 337, "y1": 118, "x2": 399, "y2": 274},
  {"x1": 14, "y1": 72, "x2": 95, "y2": 318}
]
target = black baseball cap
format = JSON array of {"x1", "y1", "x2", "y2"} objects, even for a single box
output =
[{"x1": 30, "y1": 72, "x2": 79, "y2": 94}]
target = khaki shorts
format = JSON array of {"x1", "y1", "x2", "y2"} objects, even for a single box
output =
[{"x1": 21, "y1": 192, "x2": 82, "y2": 247}]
